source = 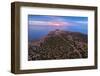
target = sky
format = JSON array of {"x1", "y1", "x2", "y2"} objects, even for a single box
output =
[
  {"x1": 28, "y1": 15, "x2": 88, "y2": 27},
  {"x1": 28, "y1": 15, "x2": 88, "y2": 41}
]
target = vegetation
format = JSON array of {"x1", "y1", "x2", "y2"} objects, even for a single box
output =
[{"x1": 28, "y1": 29, "x2": 88, "y2": 61}]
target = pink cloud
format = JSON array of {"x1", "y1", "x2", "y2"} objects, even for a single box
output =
[{"x1": 28, "y1": 20, "x2": 75, "y2": 27}]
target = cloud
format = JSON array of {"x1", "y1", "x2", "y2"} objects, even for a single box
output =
[
  {"x1": 29, "y1": 21, "x2": 48, "y2": 25},
  {"x1": 28, "y1": 15, "x2": 88, "y2": 27},
  {"x1": 28, "y1": 20, "x2": 76, "y2": 27},
  {"x1": 75, "y1": 21, "x2": 88, "y2": 24},
  {"x1": 28, "y1": 16, "x2": 88, "y2": 27}
]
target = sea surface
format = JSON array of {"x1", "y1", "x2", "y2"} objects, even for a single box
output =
[{"x1": 28, "y1": 25, "x2": 87, "y2": 41}]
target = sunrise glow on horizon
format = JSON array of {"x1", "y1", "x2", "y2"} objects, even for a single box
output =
[
  {"x1": 49, "y1": 22, "x2": 64, "y2": 26},
  {"x1": 28, "y1": 15, "x2": 88, "y2": 27}
]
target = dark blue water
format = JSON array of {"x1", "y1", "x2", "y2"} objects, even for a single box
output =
[{"x1": 28, "y1": 25, "x2": 87, "y2": 41}]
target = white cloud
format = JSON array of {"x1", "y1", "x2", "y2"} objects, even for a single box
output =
[
  {"x1": 29, "y1": 21, "x2": 49, "y2": 25},
  {"x1": 28, "y1": 20, "x2": 76, "y2": 26},
  {"x1": 75, "y1": 21, "x2": 88, "y2": 24}
]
